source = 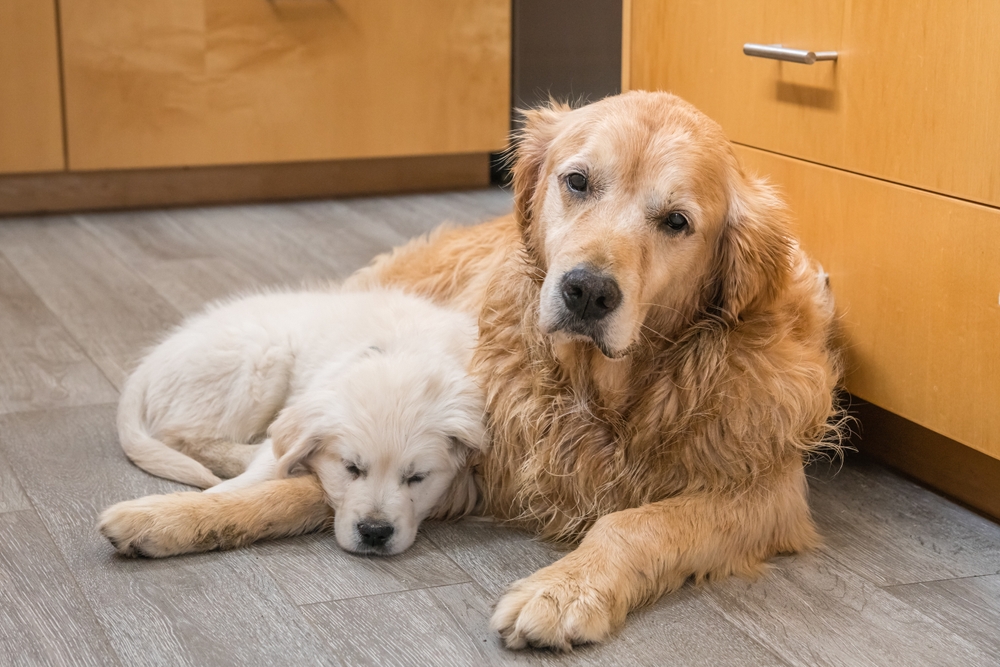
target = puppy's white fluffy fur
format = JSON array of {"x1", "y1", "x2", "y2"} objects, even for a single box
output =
[{"x1": 116, "y1": 287, "x2": 486, "y2": 555}]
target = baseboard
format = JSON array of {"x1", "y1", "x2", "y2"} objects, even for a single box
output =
[
  {"x1": 848, "y1": 396, "x2": 1000, "y2": 522},
  {"x1": 0, "y1": 153, "x2": 491, "y2": 216}
]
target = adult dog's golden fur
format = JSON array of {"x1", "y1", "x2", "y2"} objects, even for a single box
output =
[{"x1": 97, "y1": 91, "x2": 841, "y2": 650}]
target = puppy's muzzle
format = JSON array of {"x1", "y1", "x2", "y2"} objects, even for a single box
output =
[
  {"x1": 560, "y1": 266, "x2": 621, "y2": 322},
  {"x1": 356, "y1": 519, "x2": 394, "y2": 549}
]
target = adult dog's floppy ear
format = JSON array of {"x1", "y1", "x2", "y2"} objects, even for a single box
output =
[
  {"x1": 714, "y1": 171, "x2": 794, "y2": 322},
  {"x1": 511, "y1": 102, "x2": 572, "y2": 238},
  {"x1": 269, "y1": 401, "x2": 333, "y2": 479}
]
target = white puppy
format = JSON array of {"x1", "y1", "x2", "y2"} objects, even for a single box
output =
[{"x1": 113, "y1": 288, "x2": 486, "y2": 555}]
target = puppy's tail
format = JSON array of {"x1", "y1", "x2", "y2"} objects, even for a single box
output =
[{"x1": 117, "y1": 367, "x2": 222, "y2": 489}]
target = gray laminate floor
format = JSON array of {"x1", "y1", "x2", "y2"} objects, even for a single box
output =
[{"x1": 0, "y1": 189, "x2": 997, "y2": 667}]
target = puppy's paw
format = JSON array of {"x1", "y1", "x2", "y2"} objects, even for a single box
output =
[
  {"x1": 98, "y1": 493, "x2": 200, "y2": 558},
  {"x1": 490, "y1": 564, "x2": 619, "y2": 651}
]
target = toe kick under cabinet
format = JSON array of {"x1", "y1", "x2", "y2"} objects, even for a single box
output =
[{"x1": 626, "y1": 1, "x2": 1000, "y2": 475}]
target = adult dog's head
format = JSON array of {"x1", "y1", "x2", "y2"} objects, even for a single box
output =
[{"x1": 512, "y1": 91, "x2": 793, "y2": 358}]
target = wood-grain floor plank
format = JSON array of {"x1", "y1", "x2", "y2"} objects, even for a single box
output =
[
  {"x1": 337, "y1": 188, "x2": 513, "y2": 241},
  {"x1": 0, "y1": 404, "x2": 337, "y2": 666},
  {"x1": 332, "y1": 194, "x2": 501, "y2": 247},
  {"x1": 305, "y1": 578, "x2": 788, "y2": 667},
  {"x1": 705, "y1": 549, "x2": 994, "y2": 667},
  {"x1": 301, "y1": 583, "x2": 501, "y2": 667},
  {"x1": 262, "y1": 201, "x2": 416, "y2": 279},
  {"x1": 0, "y1": 447, "x2": 31, "y2": 513},
  {"x1": 441, "y1": 188, "x2": 515, "y2": 220},
  {"x1": 423, "y1": 520, "x2": 567, "y2": 597},
  {"x1": 74, "y1": 209, "x2": 216, "y2": 264},
  {"x1": 247, "y1": 530, "x2": 471, "y2": 606},
  {"x1": 0, "y1": 218, "x2": 182, "y2": 389},
  {"x1": 0, "y1": 509, "x2": 120, "y2": 667},
  {"x1": 424, "y1": 521, "x2": 788, "y2": 666},
  {"x1": 886, "y1": 575, "x2": 1000, "y2": 662},
  {"x1": 808, "y1": 458, "x2": 1000, "y2": 586},
  {"x1": 76, "y1": 190, "x2": 513, "y2": 316},
  {"x1": 138, "y1": 258, "x2": 263, "y2": 316},
  {"x1": 74, "y1": 209, "x2": 265, "y2": 314},
  {"x1": 77, "y1": 206, "x2": 338, "y2": 288},
  {"x1": 148, "y1": 206, "x2": 349, "y2": 286},
  {"x1": 0, "y1": 253, "x2": 118, "y2": 414}
]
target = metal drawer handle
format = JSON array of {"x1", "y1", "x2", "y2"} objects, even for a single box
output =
[{"x1": 743, "y1": 43, "x2": 838, "y2": 65}]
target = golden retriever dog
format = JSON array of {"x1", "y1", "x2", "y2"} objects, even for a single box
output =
[
  {"x1": 96, "y1": 91, "x2": 840, "y2": 650},
  {"x1": 99, "y1": 288, "x2": 486, "y2": 557}
]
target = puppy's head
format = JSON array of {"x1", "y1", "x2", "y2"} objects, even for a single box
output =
[
  {"x1": 269, "y1": 346, "x2": 486, "y2": 555},
  {"x1": 512, "y1": 91, "x2": 793, "y2": 357}
]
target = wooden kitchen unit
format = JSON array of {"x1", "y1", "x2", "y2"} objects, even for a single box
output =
[
  {"x1": 58, "y1": 0, "x2": 510, "y2": 171},
  {"x1": 0, "y1": 1, "x2": 511, "y2": 213},
  {"x1": 625, "y1": 0, "x2": 1000, "y2": 516},
  {"x1": 627, "y1": 0, "x2": 1000, "y2": 208},
  {"x1": 0, "y1": 0, "x2": 65, "y2": 174}
]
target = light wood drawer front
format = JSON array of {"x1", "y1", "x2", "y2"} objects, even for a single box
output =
[
  {"x1": 630, "y1": 0, "x2": 1000, "y2": 208},
  {"x1": 60, "y1": 0, "x2": 511, "y2": 171},
  {"x1": 734, "y1": 145, "x2": 1000, "y2": 460},
  {"x1": 0, "y1": 0, "x2": 65, "y2": 174}
]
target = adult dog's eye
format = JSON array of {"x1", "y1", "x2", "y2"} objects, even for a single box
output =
[
  {"x1": 406, "y1": 473, "x2": 426, "y2": 485},
  {"x1": 565, "y1": 172, "x2": 588, "y2": 193},
  {"x1": 345, "y1": 463, "x2": 364, "y2": 479},
  {"x1": 662, "y1": 212, "x2": 689, "y2": 232}
]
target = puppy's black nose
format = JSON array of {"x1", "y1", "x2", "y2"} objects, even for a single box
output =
[
  {"x1": 560, "y1": 267, "x2": 622, "y2": 321},
  {"x1": 357, "y1": 520, "x2": 394, "y2": 548}
]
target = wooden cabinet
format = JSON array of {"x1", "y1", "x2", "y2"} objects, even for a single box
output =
[
  {"x1": 628, "y1": 0, "x2": 1000, "y2": 208},
  {"x1": 59, "y1": 0, "x2": 511, "y2": 170},
  {"x1": 0, "y1": 1, "x2": 510, "y2": 212},
  {"x1": 736, "y1": 146, "x2": 1000, "y2": 461},
  {"x1": 0, "y1": 0, "x2": 65, "y2": 174},
  {"x1": 626, "y1": 0, "x2": 1000, "y2": 463}
]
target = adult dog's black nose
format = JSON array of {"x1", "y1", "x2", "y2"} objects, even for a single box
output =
[
  {"x1": 560, "y1": 267, "x2": 622, "y2": 321},
  {"x1": 357, "y1": 520, "x2": 394, "y2": 548}
]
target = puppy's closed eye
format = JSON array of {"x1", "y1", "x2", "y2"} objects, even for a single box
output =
[{"x1": 406, "y1": 473, "x2": 426, "y2": 485}]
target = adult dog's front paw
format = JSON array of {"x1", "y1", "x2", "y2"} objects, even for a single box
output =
[
  {"x1": 490, "y1": 563, "x2": 620, "y2": 651},
  {"x1": 98, "y1": 493, "x2": 201, "y2": 558}
]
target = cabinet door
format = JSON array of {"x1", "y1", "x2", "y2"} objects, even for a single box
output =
[
  {"x1": 629, "y1": 0, "x2": 1000, "y2": 208},
  {"x1": 60, "y1": 0, "x2": 510, "y2": 170},
  {"x1": 0, "y1": 0, "x2": 65, "y2": 174},
  {"x1": 736, "y1": 145, "x2": 1000, "y2": 461}
]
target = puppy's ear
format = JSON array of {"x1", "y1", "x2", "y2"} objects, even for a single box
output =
[
  {"x1": 446, "y1": 418, "x2": 487, "y2": 455},
  {"x1": 269, "y1": 403, "x2": 330, "y2": 479},
  {"x1": 431, "y1": 394, "x2": 487, "y2": 521},
  {"x1": 268, "y1": 347, "x2": 372, "y2": 477},
  {"x1": 714, "y1": 172, "x2": 794, "y2": 322},
  {"x1": 443, "y1": 376, "x2": 488, "y2": 455},
  {"x1": 512, "y1": 102, "x2": 572, "y2": 238},
  {"x1": 429, "y1": 465, "x2": 480, "y2": 521}
]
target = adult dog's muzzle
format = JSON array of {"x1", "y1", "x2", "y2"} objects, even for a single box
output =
[
  {"x1": 552, "y1": 265, "x2": 623, "y2": 357},
  {"x1": 560, "y1": 265, "x2": 622, "y2": 322}
]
